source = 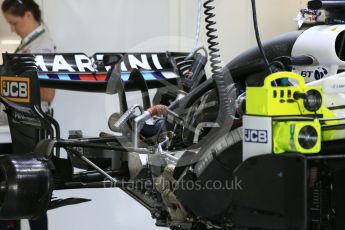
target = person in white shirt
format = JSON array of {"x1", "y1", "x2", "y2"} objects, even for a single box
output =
[
  {"x1": 2, "y1": 0, "x2": 56, "y2": 103},
  {"x1": 1, "y1": 1, "x2": 56, "y2": 229}
]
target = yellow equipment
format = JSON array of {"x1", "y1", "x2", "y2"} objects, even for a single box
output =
[
  {"x1": 273, "y1": 119, "x2": 321, "y2": 154},
  {"x1": 243, "y1": 72, "x2": 324, "y2": 156},
  {"x1": 246, "y1": 72, "x2": 324, "y2": 116}
]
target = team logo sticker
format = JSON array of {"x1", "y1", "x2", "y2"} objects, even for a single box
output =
[
  {"x1": 0, "y1": 76, "x2": 30, "y2": 103},
  {"x1": 244, "y1": 129, "x2": 268, "y2": 143}
]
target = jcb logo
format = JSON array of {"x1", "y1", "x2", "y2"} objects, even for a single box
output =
[
  {"x1": 244, "y1": 129, "x2": 268, "y2": 143},
  {"x1": 0, "y1": 77, "x2": 30, "y2": 103}
]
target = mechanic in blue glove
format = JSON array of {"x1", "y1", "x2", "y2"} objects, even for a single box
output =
[{"x1": 1, "y1": 0, "x2": 56, "y2": 229}]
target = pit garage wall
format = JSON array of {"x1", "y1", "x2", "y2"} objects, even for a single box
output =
[
  {"x1": 0, "y1": 0, "x2": 308, "y2": 230},
  {"x1": 172, "y1": 0, "x2": 309, "y2": 63}
]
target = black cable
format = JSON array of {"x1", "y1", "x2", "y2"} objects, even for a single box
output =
[{"x1": 251, "y1": 0, "x2": 272, "y2": 74}]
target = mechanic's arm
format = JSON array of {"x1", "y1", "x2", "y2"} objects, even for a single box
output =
[{"x1": 40, "y1": 88, "x2": 55, "y2": 103}]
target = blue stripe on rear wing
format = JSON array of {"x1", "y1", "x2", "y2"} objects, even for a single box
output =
[{"x1": 37, "y1": 71, "x2": 178, "y2": 82}]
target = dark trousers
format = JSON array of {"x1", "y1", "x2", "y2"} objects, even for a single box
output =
[
  {"x1": 0, "y1": 215, "x2": 47, "y2": 230},
  {"x1": 29, "y1": 215, "x2": 48, "y2": 230}
]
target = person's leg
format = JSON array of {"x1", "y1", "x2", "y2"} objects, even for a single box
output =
[
  {"x1": 29, "y1": 214, "x2": 48, "y2": 230},
  {"x1": 0, "y1": 220, "x2": 19, "y2": 230},
  {"x1": 0, "y1": 221, "x2": 7, "y2": 229}
]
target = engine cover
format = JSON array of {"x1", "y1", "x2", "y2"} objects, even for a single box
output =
[{"x1": 292, "y1": 25, "x2": 345, "y2": 81}]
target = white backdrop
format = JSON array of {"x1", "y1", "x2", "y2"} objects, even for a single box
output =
[{"x1": 0, "y1": 0, "x2": 308, "y2": 230}]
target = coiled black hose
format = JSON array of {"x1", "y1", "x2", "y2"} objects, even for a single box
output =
[
  {"x1": 203, "y1": 0, "x2": 223, "y2": 76},
  {"x1": 203, "y1": 0, "x2": 233, "y2": 129},
  {"x1": 188, "y1": 0, "x2": 235, "y2": 174}
]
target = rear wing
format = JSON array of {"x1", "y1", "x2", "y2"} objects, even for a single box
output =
[
  {"x1": 0, "y1": 52, "x2": 192, "y2": 93},
  {"x1": 0, "y1": 52, "x2": 194, "y2": 114}
]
